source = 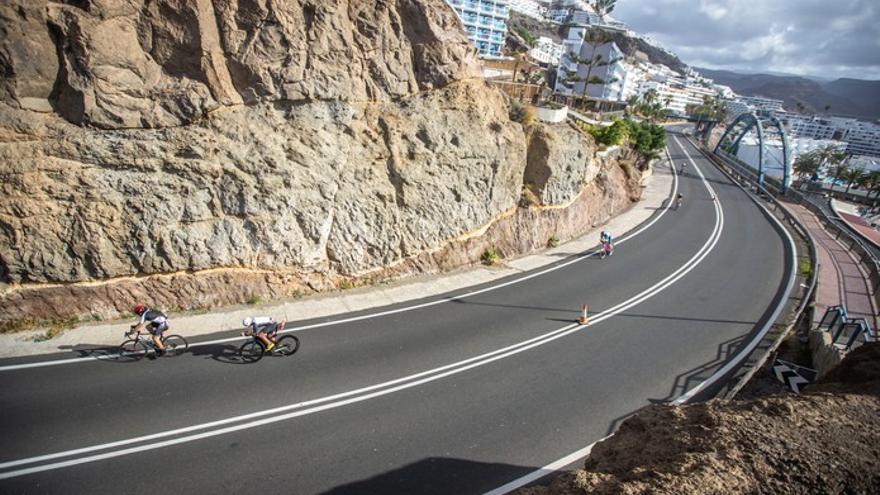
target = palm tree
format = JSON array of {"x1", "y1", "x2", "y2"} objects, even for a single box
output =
[
  {"x1": 591, "y1": 0, "x2": 617, "y2": 20},
  {"x1": 861, "y1": 171, "x2": 880, "y2": 199},
  {"x1": 871, "y1": 173, "x2": 880, "y2": 200},
  {"x1": 812, "y1": 144, "x2": 848, "y2": 183},
  {"x1": 841, "y1": 167, "x2": 864, "y2": 195},
  {"x1": 511, "y1": 52, "x2": 521, "y2": 83},
  {"x1": 857, "y1": 170, "x2": 877, "y2": 196},
  {"x1": 793, "y1": 153, "x2": 820, "y2": 185}
]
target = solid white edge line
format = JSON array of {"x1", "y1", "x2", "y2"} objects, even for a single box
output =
[
  {"x1": 0, "y1": 152, "x2": 680, "y2": 372},
  {"x1": 482, "y1": 437, "x2": 609, "y2": 495},
  {"x1": 0, "y1": 155, "x2": 730, "y2": 480},
  {"x1": 480, "y1": 134, "x2": 744, "y2": 495},
  {"x1": 670, "y1": 135, "x2": 798, "y2": 404}
]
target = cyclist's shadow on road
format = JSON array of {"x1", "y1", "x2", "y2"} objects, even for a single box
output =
[
  {"x1": 56, "y1": 342, "x2": 256, "y2": 365},
  {"x1": 57, "y1": 344, "x2": 119, "y2": 360},
  {"x1": 188, "y1": 343, "x2": 257, "y2": 364}
]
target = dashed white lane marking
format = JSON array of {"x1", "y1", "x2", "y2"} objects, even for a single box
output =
[
  {"x1": 0, "y1": 157, "x2": 680, "y2": 372},
  {"x1": 481, "y1": 134, "x2": 792, "y2": 495},
  {"x1": 0, "y1": 155, "x2": 727, "y2": 480},
  {"x1": 484, "y1": 136, "x2": 740, "y2": 495}
]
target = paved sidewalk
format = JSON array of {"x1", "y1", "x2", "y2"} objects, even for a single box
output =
[
  {"x1": 785, "y1": 201, "x2": 878, "y2": 328},
  {"x1": 0, "y1": 161, "x2": 675, "y2": 358}
]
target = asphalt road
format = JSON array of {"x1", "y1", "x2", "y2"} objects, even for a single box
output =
[{"x1": 0, "y1": 134, "x2": 792, "y2": 494}]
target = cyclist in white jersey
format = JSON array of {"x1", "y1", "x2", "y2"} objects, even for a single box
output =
[{"x1": 242, "y1": 316, "x2": 280, "y2": 352}]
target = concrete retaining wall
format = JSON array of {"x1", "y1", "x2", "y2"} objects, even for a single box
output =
[{"x1": 535, "y1": 105, "x2": 568, "y2": 123}]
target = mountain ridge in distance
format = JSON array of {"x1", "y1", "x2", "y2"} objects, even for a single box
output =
[{"x1": 695, "y1": 67, "x2": 880, "y2": 120}]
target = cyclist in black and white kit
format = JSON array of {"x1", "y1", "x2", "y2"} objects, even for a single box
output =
[
  {"x1": 131, "y1": 304, "x2": 169, "y2": 353},
  {"x1": 242, "y1": 316, "x2": 280, "y2": 352}
]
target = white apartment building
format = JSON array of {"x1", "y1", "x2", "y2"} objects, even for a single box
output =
[
  {"x1": 778, "y1": 113, "x2": 880, "y2": 158},
  {"x1": 738, "y1": 95, "x2": 784, "y2": 113},
  {"x1": 508, "y1": 0, "x2": 550, "y2": 20},
  {"x1": 554, "y1": 27, "x2": 625, "y2": 100},
  {"x1": 850, "y1": 155, "x2": 880, "y2": 173},
  {"x1": 633, "y1": 70, "x2": 716, "y2": 116},
  {"x1": 566, "y1": 10, "x2": 628, "y2": 31},
  {"x1": 616, "y1": 60, "x2": 648, "y2": 102},
  {"x1": 714, "y1": 84, "x2": 735, "y2": 99},
  {"x1": 546, "y1": 0, "x2": 590, "y2": 23},
  {"x1": 446, "y1": 0, "x2": 510, "y2": 57},
  {"x1": 724, "y1": 99, "x2": 751, "y2": 119},
  {"x1": 529, "y1": 36, "x2": 565, "y2": 65},
  {"x1": 722, "y1": 95, "x2": 785, "y2": 120}
]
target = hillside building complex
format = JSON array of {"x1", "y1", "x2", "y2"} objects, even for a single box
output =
[
  {"x1": 724, "y1": 96, "x2": 785, "y2": 119},
  {"x1": 529, "y1": 36, "x2": 565, "y2": 65},
  {"x1": 446, "y1": 0, "x2": 510, "y2": 57},
  {"x1": 777, "y1": 114, "x2": 880, "y2": 158},
  {"x1": 507, "y1": 0, "x2": 550, "y2": 20}
]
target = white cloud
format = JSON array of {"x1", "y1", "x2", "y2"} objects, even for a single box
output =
[
  {"x1": 698, "y1": 0, "x2": 727, "y2": 20},
  {"x1": 611, "y1": 0, "x2": 880, "y2": 80}
]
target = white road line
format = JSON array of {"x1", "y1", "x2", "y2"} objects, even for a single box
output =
[
  {"x1": 482, "y1": 134, "x2": 735, "y2": 495},
  {"x1": 0, "y1": 158, "x2": 680, "y2": 372},
  {"x1": 0, "y1": 154, "x2": 725, "y2": 480},
  {"x1": 482, "y1": 437, "x2": 609, "y2": 495},
  {"x1": 670, "y1": 135, "x2": 797, "y2": 405}
]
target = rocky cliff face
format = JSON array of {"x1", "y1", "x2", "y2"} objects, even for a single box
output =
[
  {"x1": 2, "y1": 0, "x2": 478, "y2": 127},
  {"x1": 0, "y1": 0, "x2": 646, "y2": 329}
]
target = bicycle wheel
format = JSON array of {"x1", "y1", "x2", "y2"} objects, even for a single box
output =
[
  {"x1": 118, "y1": 339, "x2": 148, "y2": 361},
  {"x1": 238, "y1": 340, "x2": 264, "y2": 363},
  {"x1": 162, "y1": 335, "x2": 188, "y2": 357},
  {"x1": 275, "y1": 335, "x2": 300, "y2": 356}
]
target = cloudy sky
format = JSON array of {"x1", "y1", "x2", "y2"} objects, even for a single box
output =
[{"x1": 611, "y1": 0, "x2": 880, "y2": 80}]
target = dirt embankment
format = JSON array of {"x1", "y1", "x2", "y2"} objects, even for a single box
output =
[{"x1": 519, "y1": 343, "x2": 880, "y2": 494}]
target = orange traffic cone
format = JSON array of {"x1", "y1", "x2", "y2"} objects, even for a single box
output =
[{"x1": 579, "y1": 304, "x2": 589, "y2": 325}]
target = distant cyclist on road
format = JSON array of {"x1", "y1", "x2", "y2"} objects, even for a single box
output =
[
  {"x1": 680, "y1": 162, "x2": 687, "y2": 174},
  {"x1": 675, "y1": 193, "x2": 684, "y2": 210},
  {"x1": 131, "y1": 304, "x2": 169, "y2": 354},
  {"x1": 600, "y1": 230, "x2": 614, "y2": 259},
  {"x1": 242, "y1": 316, "x2": 284, "y2": 352}
]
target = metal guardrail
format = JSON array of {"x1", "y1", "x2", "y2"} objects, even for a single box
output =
[
  {"x1": 693, "y1": 145, "x2": 819, "y2": 399},
  {"x1": 797, "y1": 194, "x2": 880, "y2": 296}
]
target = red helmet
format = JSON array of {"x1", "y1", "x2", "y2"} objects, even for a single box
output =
[{"x1": 132, "y1": 304, "x2": 146, "y2": 315}]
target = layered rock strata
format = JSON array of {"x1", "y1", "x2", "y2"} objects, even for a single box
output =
[{"x1": 0, "y1": 0, "x2": 648, "y2": 330}]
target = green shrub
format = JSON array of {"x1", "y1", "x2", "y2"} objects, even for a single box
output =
[
  {"x1": 622, "y1": 119, "x2": 667, "y2": 163},
  {"x1": 799, "y1": 258, "x2": 812, "y2": 278},
  {"x1": 589, "y1": 119, "x2": 629, "y2": 147},
  {"x1": 246, "y1": 295, "x2": 262, "y2": 305},
  {"x1": 513, "y1": 27, "x2": 537, "y2": 47},
  {"x1": 33, "y1": 317, "x2": 79, "y2": 342},
  {"x1": 481, "y1": 247, "x2": 501, "y2": 265},
  {"x1": 547, "y1": 235, "x2": 560, "y2": 248}
]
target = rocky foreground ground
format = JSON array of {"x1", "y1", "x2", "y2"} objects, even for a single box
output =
[{"x1": 518, "y1": 343, "x2": 880, "y2": 494}]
